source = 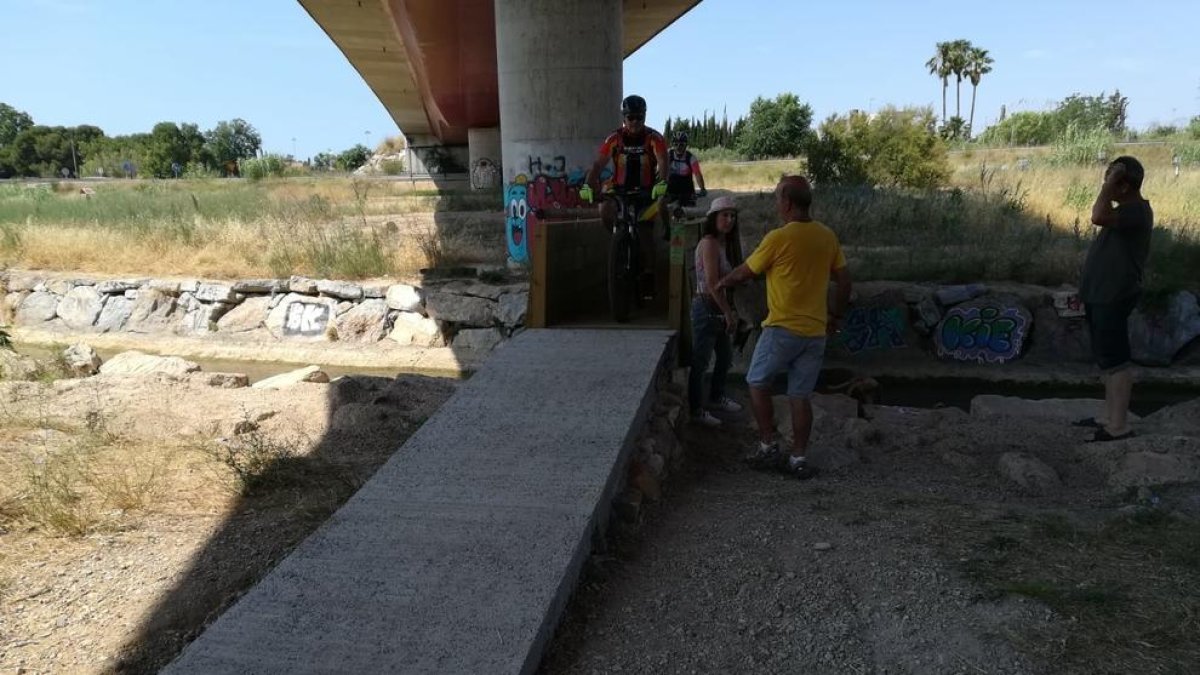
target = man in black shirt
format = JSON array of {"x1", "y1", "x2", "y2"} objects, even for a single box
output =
[{"x1": 1075, "y1": 156, "x2": 1152, "y2": 442}]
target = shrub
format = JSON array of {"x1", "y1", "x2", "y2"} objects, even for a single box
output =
[
  {"x1": 1189, "y1": 116, "x2": 1200, "y2": 140},
  {"x1": 1174, "y1": 142, "x2": 1200, "y2": 165},
  {"x1": 0, "y1": 221, "x2": 22, "y2": 258},
  {"x1": 182, "y1": 162, "x2": 220, "y2": 179},
  {"x1": 978, "y1": 111, "x2": 1058, "y2": 147},
  {"x1": 241, "y1": 154, "x2": 288, "y2": 181},
  {"x1": 375, "y1": 135, "x2": 406, "y2": 154},
  {"x1": 809, "y1": 106, "x2": 949, "y2": 189},
  {"x1": 693, "y1": 146, "x2": 746, "y2": 163},
  {"x1": 380, "y1": 159, "x2": 405, "y2": 175},
  {"x1": 1143, "y1": 124, "x2": 1179, "y2": 139},
  {"x1": 1048, "y1": 124, "x2": 1116, "y2": 166},
  {"x1": 336, "y1": 144, "x2": 371, "y2": 172},
  {"x1": 941, "y1": 116, "x2": 967, "y2": 141}
]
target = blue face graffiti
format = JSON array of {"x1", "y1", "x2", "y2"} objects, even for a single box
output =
[{"x1": 505, "y1": 178, "x2": 530, "y2": 262}]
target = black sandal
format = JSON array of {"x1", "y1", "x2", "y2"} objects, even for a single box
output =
[{"x1": 1086, "y1": 428, "x2": 1135, "y2": 443}]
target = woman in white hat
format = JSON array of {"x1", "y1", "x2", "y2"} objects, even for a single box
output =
[{"x1": 690, "y1": 195, "x2": 745, "y2": 427}]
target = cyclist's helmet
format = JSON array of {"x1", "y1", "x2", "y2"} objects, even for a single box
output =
[
  {"x1": 621, "y1": 95, "x2": 647, "y2": 118},
  {"x1": 673, "y1": 131, "x2": 688, "y2": 144}
]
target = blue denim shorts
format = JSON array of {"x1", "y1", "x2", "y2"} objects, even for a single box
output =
[{"x1": 745, "y1": 327, "x2": 826, "y2": 398}]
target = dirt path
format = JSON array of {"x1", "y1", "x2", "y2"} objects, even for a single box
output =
[{"x1": 542, "y1": 387, "x2": 1200, "y2": 675}]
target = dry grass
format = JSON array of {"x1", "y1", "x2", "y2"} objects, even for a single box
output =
[
  {"x1": 0, "y1": 397, "x2": 323, "y2": 539},
  {"x1": 721, "y1": 151, "x2": 1200, "y2": 290},
  {"x1": 948, "y1": 148, "x2": 1200, "y2": 234},
  {"x1": 0, "y1": 420, "x2": 168, "y2": 536},
  {"x1": 0, "y1": 178, "x2": 505, "y2": 279},
  {"x1": 704, "y1": 158, "x2": 806, "y2": 192},
  {"x1": 3, "y1": 156, "x2": 1196, "y2": 287},
  {"x1": 951, "y1": 508, "x2": 1200, "y2": 674}
]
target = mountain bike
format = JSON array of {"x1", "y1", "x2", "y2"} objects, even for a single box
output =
[{"x1": 601, "y1": 188, "x2": 659, "y2": 323}]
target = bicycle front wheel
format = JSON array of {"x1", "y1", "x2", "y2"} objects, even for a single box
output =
[{"x1": 608, "y1": 230, "x2": 635, "y2": 323}]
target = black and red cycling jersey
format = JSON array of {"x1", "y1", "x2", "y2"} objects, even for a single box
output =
[{"x1": 597, "y1": 127, "x2": 667, "y2": 191}]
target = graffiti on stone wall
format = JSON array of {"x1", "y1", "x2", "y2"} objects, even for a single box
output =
[
  {"x1": 283, "y1": 301, "x2": 331, "y2": 337},
  {"x1": 935, "y1": 304, "x2": 1030, "y2": 364},
  {"x1": 837, "y1": 307, "x2": 907, "y2": 354},
  {"x1": 1051, "y1": 290, "x2": 1085, "y2": 318}
]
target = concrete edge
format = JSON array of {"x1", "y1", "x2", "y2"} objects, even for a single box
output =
[{"x1": 519, "y1": 332, "x2": 675, "y2": 675}]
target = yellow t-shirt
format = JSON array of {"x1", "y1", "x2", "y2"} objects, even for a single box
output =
[{"x1": 745, "y1": 220, "x2": 846, "y2": 337}]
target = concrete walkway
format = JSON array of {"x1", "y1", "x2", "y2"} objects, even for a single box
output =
[{"x1": 164, "y1": 328, "x2": 674, "y2": 675}]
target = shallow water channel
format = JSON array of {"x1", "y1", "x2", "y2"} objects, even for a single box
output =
[
  {"x1": 868, "y1": 376, "x2": 1194, "y2": 417},
  {"x1": 14, "y1": 343, "x2": 457, "y2": 385}
]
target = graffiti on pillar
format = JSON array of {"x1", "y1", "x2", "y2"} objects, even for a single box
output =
[
  {"x1": 528, "y1": 155, "x2": 567, "y2": 178},
  {"x1": 505, "y1": 176, "x2": 531, "y2": 262},
  {"x1": 837, "y1": 307, "x2": 907, "y2": 354},
  {"x1": 935, "y1": 304, "x2": 1031, "y2": 364},
  {"x1": 504, "y1": 155, "x2": 606, "y2": 263},
  {"x1": 471, "y1": 157, "x2": 499, "y2": 191}
]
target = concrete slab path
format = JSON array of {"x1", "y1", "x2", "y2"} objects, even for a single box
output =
[{"x1": 163, "y1": 328, "x2": 674, "y2": 675}]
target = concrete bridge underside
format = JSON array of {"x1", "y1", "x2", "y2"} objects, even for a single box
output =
[{"x1": 298, "y1": 0, "x2": 700, "y2": 144}]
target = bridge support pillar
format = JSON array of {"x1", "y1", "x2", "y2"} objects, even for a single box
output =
[
  {"x1": 404, "y1": 133, "x2": 468, "y2": 177},
  {"x1": 467, "y1": 127, "x2": 502, "y2": 192},
  {"x1": 495, "y1": 0, "x2": 622, "y2": 264}
]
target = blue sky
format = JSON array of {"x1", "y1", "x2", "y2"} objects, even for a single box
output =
[{"x1": 2, "y1": 0, "x2": 1197, "y2": 159}]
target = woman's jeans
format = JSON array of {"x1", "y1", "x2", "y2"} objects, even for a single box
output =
[{"x1": 689, "y1": 296, "x2": 732, "y2": 413}]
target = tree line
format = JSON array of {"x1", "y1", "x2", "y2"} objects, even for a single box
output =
[
  {"x1": 0, "y1": 103, "x2": 263, "y2": 179},
  {"x1": 0, "y1": 103, "x2": 378, "y2": 179}
]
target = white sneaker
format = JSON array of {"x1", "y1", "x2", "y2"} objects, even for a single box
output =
[
  {"x1": 694, "y1": 410, "x2": 722, "y2": 427},
  {"x1": 709, "y1": 397, "x2": 743, "y2": 413}
]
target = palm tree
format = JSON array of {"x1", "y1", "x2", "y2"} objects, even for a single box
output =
[
  {"x1": 965, "y1": 47, "x2": 994, "y2": 137},
  {"x1": 925, "y1": 42, "x2": 953, "y2": 123},
  {"x1": 947, "y1": 39, "x2": 973, "y2": 120}
]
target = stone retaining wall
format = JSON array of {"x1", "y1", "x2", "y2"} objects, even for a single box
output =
[
  {"x1": 612, "y1": 370, "x2": 687, "y2": 523},
  {"x1": 0, "y1": 270, "x2": 530, "y2": 354},
  {"x1": 735, "y1": 281, "x2": 1200, "y2": 370}
]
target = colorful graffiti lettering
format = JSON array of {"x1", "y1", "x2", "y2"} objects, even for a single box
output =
[
  {"x1": 504, "y1": 161, "x2": 594, "y2": 263},
  {"x1": 505, "y1": 176, "x2": 530, "y2": 262},
  {"x1": 530, "y1": 173, "x2": 587, "y2": 211},
  {"x1": 838, "y1": 307, "x2": 907, "y2": 354},
  {"x1": 935, "y1": 305, "x2": 1030, "y2": 364}
]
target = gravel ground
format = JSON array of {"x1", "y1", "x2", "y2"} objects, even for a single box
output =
[{"x1": 542, "y1": 388, "x2": 1199, "y2": 675}]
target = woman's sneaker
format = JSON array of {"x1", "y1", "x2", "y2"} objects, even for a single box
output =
[
  {"x1": 709, "y1": 396, "x2": 743, "y2": 413},
  {"x1": 744, "y1": 440, "x2": 784, "y2": 470},
  {"x1": 694, "y1": 410, "x2": 722, "y2": 427},
  {"x1": 784, "y1": 455, "x2": 819, "y2": 480}
]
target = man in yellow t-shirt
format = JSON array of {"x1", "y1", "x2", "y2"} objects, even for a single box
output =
[{"x1": 717, "y1": 176, "x2": 852, "y2": 480}]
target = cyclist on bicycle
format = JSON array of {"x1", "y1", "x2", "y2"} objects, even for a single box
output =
[
  {"x1": 667, "y1": 131, "x2": 707, "y2": 206},
  {"x1": 580, "y1": 94, "x2": 669, "y2": 288}
]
